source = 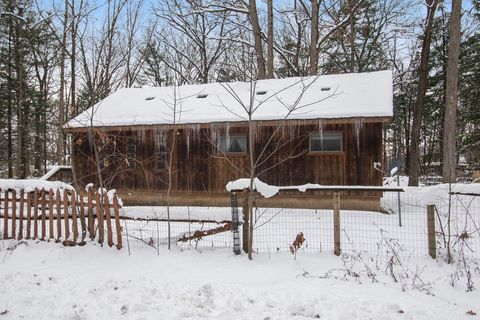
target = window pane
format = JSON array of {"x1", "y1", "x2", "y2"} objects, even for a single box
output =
[
  {"x1": 156, "y1": 152, "x2": 167, "y2": 170},
  {"x1": 310, "y1": 132, "x2": 342, "y2": 152},
  {"x1": 217, "y1": 135, "x2": 246, "y2": 153}
]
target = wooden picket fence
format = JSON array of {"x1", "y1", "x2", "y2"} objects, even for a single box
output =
[{"x1": 0, "y1": 188, "x2": 122, "y2": 249}]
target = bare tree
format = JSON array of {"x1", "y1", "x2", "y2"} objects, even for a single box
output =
[
  {"x1": 408, "y1": 0, "x2": 439, "y2": 186},
  {"x1": 442, "y1": 0, "x2": 462, "y2": 183},
  {"x1": 218, "y1": 76, "x2": 339, "y2": 259}
]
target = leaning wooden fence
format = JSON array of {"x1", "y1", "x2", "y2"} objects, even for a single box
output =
[{"x1": 0, "y1": 188, "x2": 122, "y2": 249}]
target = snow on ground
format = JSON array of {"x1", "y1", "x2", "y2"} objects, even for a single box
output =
[{"x1": 0, "y1": 241, "x2": 479, "y2": 320}]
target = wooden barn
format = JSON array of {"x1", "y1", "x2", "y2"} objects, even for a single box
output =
[{"x1": 65, "y1": 70, "x2": 393, "y2": 210}]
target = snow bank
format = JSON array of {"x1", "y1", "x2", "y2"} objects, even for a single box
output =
[
  {"x1": 0, "y1": 243, "x2": 478, "y2": 319},
  {"x1": 0, "y1": 179, "x2": 73, "y2": 193},
  {"x1": 66, "y1": 70, "x2": 393, "y2": 128},
  {"x1": 412, "y1": 183, "x2": 480, "y2": 205}
]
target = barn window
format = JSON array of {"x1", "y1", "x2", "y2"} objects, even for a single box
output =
[
  {"x1": 309, "y1": 132, "x2": 342, "y2": 152},
  {"x1": 155, "y1": 135, "x2": 168, "y2": 170},
  {"x1": 127, "y1": 138, "x2": 137, "y2": 168},
  {"x1": 217, "y1": 135, "x2": 247, "y2": 154}
]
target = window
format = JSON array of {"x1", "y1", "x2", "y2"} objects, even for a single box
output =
[
  {"x1": 309, "y1": 132, "x2": 342, "y2": 152},
  {"x1": 127, "y1": 138, "x2": 137, "y2": 168},
  {"x1": 217, "y1": 135, "x2": 247, "y2": 154},
  {"x1": 155, "y1": 135, "x2": 168, "y2": 170}
]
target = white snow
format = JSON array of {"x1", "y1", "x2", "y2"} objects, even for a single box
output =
[
  {"x1": 0, "y1": 243, "x2": 478, "y2": 319},
  {"x1": 39, "y1": 165, "x2": 72, "y2": 181},
  {"x1": 0, "y1": 183, "x2": 479, "y2": 319},
  {"x1": 66, "y1": 70, "x2": 393, "y2": 128},
  {"x1": 226, "y1": 178, "x2": 403, "y2": 198},
  {"x1": 121, "y1": 206, "x2": 235, "y2": 222},
  {"x1": 0, "y1": 179, "x2": 73, "y2": 193}
]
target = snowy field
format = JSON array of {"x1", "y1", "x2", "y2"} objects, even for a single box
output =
[
  {"x1": 1, "y1": 182, "x2": 479, "y2": 319},
  {"x1": 0, "y1": 241, "x2": 479, "y2": 320}
]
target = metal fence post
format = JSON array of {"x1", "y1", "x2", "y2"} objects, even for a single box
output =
[
  {"x1": 427, "y1": 204, "x2": 436, "y2": 259},
  {"x1": 333, "y1": 192, "x2": 341, "y2": 256},
  {"x1": 231, "y1": 192, "x2": 241, "y2": 255}
]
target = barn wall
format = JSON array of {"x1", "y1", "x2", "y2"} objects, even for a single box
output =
[{"x1": 70, "y1": 121, "x2": 383, "y2": 195}]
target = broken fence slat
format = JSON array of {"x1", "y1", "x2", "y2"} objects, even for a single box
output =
[
  {"x1": 41, "y1": 190, "x2": 46, "y2": 241},
  {"x1": 33, "y1": 189, "x2": 39, "y2": 240},
  {"x1": 79, "y1": 190, "x2": 87, "y2": 242},
  {"x1": 56, "y1": 190, "x2": 62, "y2": 241},
  {"x1": 113, "y1": 196, "x2": 122, "y2": 250},
  {"x1": 48, "y1": 190, "x2": 54, "y2": 240},
  {"x1": 71, "y1": 191, "x2": 79, "y2": 242},
  {"x1": 95, "y1": 192, "x2": 104, "y2": 245},
  {"x1": 18, "y1": 191, "x2": 24, "y2": 240},
  {"x1": 103, "y1": 193, "x2": 114, "y2": 247},
  {"x1": 3, "y1": 191, "x2": 8, "y2": 239},
  {"x1": 63, "y1": 189, "x2": 70, "y2": 241},
  {"x1": 11, "y1": 190, "x2": 16, "y2": 240},
  {"x1": 87, "y1": 190, "x2": 94, "y2": 240},
  {"x1": 26, "y1": 192, "x2": 31, "y2": 240}
]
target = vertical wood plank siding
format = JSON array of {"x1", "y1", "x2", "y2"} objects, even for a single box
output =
[{"x1": 71, "y1": 122, "x2": 383, "y2": 194}]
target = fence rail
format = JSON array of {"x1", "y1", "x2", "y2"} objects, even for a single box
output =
[{"x1": 0, "y1": 188, "x2": 122, "y2": 249}]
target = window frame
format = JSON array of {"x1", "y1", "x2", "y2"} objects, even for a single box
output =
[
  {"x1": 154, "y1": 135, "x2": 168, "y2": 171},
  {"x1": 126, "y1": 137, "x2": 138, "y2": 168},
  {"x1": 308, "y1": 131, "x2": 343, "y2": 154},
  {"x1": 216, "y1": 134, "x2": 248, "y2": 155}
]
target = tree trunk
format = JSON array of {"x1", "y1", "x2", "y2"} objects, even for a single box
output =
[
  {"x1": 309, "y1": 0, "x2": 319, "y2": 75},
  {"x1": 267, "y1": 0, "x2": 274, "y2": 79},
  {"x1": 248, "y1": 0, "x2": 266, "y2": 79},
  {"x1": 442, "y1": 0, "x2": 462, "y2": 183},
  {"x1": 57, "y1": 0, "x2": 69, "y2": 165},
  {"x1": 15, "y1": 7, "x2": 27, "y2": 178},
  {"x1": 408, "y1": 0, "x2": 438, "y2": 186}
]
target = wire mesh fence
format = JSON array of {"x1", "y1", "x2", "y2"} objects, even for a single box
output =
[
  {"x1": 250, "y1": 191, "x2": 480, "y2": 259},
  {"x1": 118, "y1": 206, "x2": 235, "y2": 251}
]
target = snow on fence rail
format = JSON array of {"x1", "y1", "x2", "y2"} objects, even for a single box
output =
[{"x1": 0, "y1": 188, "x2": 122, "y2": 249}]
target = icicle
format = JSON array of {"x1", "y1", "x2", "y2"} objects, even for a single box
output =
[
  {"x1": 354, "y1": 119, "x2": 364, "y2": 155},
  {"x1": 225, "y1": 122, "x2": 231, "y2": 148},
  {"x1": 186, "y1": 130, "x2": 190, "y2": 159},
  {"x1": 318, "y1": 119, "x2": 325, "y2": 141}
]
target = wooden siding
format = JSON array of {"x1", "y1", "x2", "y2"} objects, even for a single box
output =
[{"x1": 71, "y1": 121, "x2": 383, "y2": 197}]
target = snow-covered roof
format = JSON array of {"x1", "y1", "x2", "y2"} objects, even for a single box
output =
[{"x1": 66, "y1": 70, "x2": 393, "y2": 129}]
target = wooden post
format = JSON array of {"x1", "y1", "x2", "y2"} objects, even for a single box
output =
[
  {"x1": 3, "y1": 191, "x2": 8, "y2": 239},
  {"x1": 33, "y1": 189, "x2": 39, "y2": 240},
  {"x1": 56, "y1": 190, "x2": 62, "y2": 241},
  {"x1": 26, "y1": 192, "x2": 31, "y2": 239},
  {"x1": 95, "y1": 192, "x2": 104, "y2": 245},
  {"x1": 41, "y1": 190, "x2": 46, "y2": 240},
  {"x1": 113, "y1": 196, "x2": 122, "y2": 250},
  {"x1": 87, "y1": 190, "x2": 94, "y2": 239},
  {"x1": 79, "y1": 190, "x2": 87, "y2": 242},
  {"x1": 48, "y1": 190, "x2": 54, "y2": 240},
  {"x1": 63, "y1": 190, "x2": 70, "y2": 240},
  {"x1": 11, "y1": 190, "x2": 16, "y2": 239},
  {"x1": 333, "y1": 192, "x2": 341, "y2": 256},
  {"x1": 427, "y1": 205, "x2": 436, "y2": 259},
  {"x1": 18, "y1": 191, "x2": 24, "y2": 240},
  {"x1": 71, "y1": 191, "x2": 78, "y2": 242},
  {"x1": 103, "y1": 193, "x2": 114, "y2": 247}
]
